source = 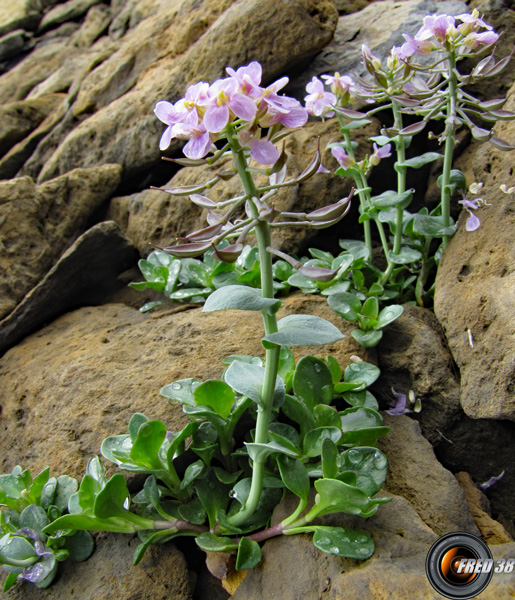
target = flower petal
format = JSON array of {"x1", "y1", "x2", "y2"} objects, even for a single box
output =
[
  {"x1": 154, "y1": 101, "x2": 176, "y2": 124},
  {"x1": 183, "y1": 131, "x2": 212, "y2": 159},
  {"x1": 159, "y1": 126, "x2": 173, "y2": 151},
  {"x1": 229, "y1": 93, "x2": 257, "y2": 121},
  {"x1": 203, "y1": 105, "x2": 230, "y2": 133},
  {"x1": 248, "y1": 139, "x2": 279, "y2": 165}
]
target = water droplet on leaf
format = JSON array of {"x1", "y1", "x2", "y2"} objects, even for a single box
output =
[
  {"x1": 347, "y1": 449, "x2": 362, "y2": 464},
  {"x1": 172, "y1": 382, "x2": 182, "y2": 390}
]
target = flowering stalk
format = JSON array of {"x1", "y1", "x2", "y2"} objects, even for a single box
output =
[
  {"x1": 440, "y1": 48, "x2": 458, "y2": 247},
  {"x1": 224, "y1": 124, "x2": 281, "y2": 526}
]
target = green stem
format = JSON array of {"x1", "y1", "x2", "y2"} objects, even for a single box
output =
[
  {"x1": 224, "y1": 124, "x2": 280, "y2": 527},
  {"x1": 440, "y1": 49, "x2": 458, "y2": 248},
  {"x1": 339, "y1": 122, "x2": 373, "y2": 258},
  {"x1": 381, "y1": 100, "x2": 406, "y2": 284}
]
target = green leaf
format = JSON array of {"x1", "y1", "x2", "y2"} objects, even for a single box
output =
[
  {"x1": 401, "y1": 152, "x2": 442, "y2": 169},
  {"x1": 24, "y1": 468, "x2": 50, "y2": 506},
  {"x1": 276, "y1": 455, "x2": 309, "y2": 502},
  {"x1": 340, "y1": 447, "x2": 387, "y2": 496},
  {"x1": 361, "y1": 297, "x2": 378, "y2": 319},
  {"x1": 370, "y1": 189, "x2": 413, "y2": 210},
  {"x1": 129, "y1": 413, "x2": 149, "y2": 443},
  {"x1": 262, "y1": 315, "x2": 344, "y2": 348},
  {"x1": 93, "y1": 474, "x2": 130, "y2": 519},
  {"x1": 292, "y1": 356, "x2": 334, "y2": 411},
  {"x1": 413, "y1": 214, "x2": 456, "y2": 237},
  {"x1": 178, "y1": 498, "x2": 206, "y2": 525},
  {"x1": 160, "y1": 378, "x2": 201, "y2": 406},
  {"x1": 203, "y1": 285, "x2": 281, "y2": 313},
  {"x1": 3, "y1": 572, "x2": 18, "y2": 592},
  {"x1": 388, "y1": 247, "x2": 422, "y2": 264},
  {"x1": 195, "y1": 532, "x2": 238, "y2": 552},
  {"x1": 326, "y1": 355, "x2": 342, "y2": 384},
  {"x1": 194, "y1": 469, "x2": 230, "y2": 528},
  {"x1": 53, "y1": 475, "x2": 78, "y2": 513},
  {"x1": 328, "y1": 292, "x2": 361, "y2": 321},
  {"x1": 0, "y1": 534, "x2": 38, "y2": 563},
  {"x1": 437, "y1": 169, "x2": 467, "y2": 193},
  {"x1": 287, "y1": 272, "x2": 318, "y2": 292},
  {"x1": 280, "y1": 395, "x2": 315, "y2": 435},
  {"x1": 130, "y1": 421, "x2": 167, "y2": 469},
  {"x1": 343, "y1": 362, "x2": 380, "y2": 389},
  {"x1": 236, "y1": 537, "x2": 262, "y2": 570},
  {"x1": 313, "y1": 526, "x2": 374, "y2": 559},
  {"x1": 65, "y1": 530, "x2": 95, "y2": 562},
  {"x1": 245, "y1": 441, "x2": 299, "y2": 461},
  {"x1": 303, "y1": 427, "x2": 341, "y2": 458},
  {"x1": 180, "y1": 460, "x2": 205, "y2": 490},
  {"x1": 224, "y1": 360, "x2": 284, "y2": 407},
  {"x1": 321, "y1": 438, "x2": 338, "y2": 479},
  {"x1": 313, "y1": 404, "x2": 341, "y2": 428},
  {"x1": 20, "y1": 505, "x2": 49, "y2": 535},
  {"x1": 194, "y1": 380, "x2": 235, "y2": 419},
  {"x1": 310, "y1": 478, "x2": 370, "y2": 518},
  {"x1": 277, "y1": 347, "x2": 295, "y2": 389},
  {"x1": 351, "y1": 329, "x2": 383, "y2": 347},
  {"x1": 343, "y1": 390, "x2": 379, "y2": 410},
  {"x1": 340, "y1": 407, "x2": 383, "y2": 431},
  {"x1": 377, "y1": 305, "x2": 403, "y2": 328}
]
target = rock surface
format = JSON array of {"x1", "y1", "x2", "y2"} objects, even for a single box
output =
[
  {"x1": 0, "y1": 164, "x2": 122, "y2": 320},
  {"x1": 0, "y1": 221, "x2": 138, "y2": 355},
  {"x1": 434, "y1": 85, "x2": 515, "y2": 422}
]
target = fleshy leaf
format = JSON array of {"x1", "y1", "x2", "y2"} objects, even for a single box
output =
[
  {"x1": 236, "y1": 537, "x2": 262, "y2": 570},
  {"x1": 203, "y1": 285, "x2": 281, "y2": 313},
  {"x1": 313, "y1": 526, "x2": 374, "y2": 559},
  {"x1": 262, "y1": 315, "x2": 344, "y2": 348}
]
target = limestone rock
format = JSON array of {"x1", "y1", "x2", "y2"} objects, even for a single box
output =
[
  {"x1": 0, "y1": 1, "x2": 41, "y2": 38},
  {"x1": 374, "y1": 305, "x2": 462, "y2": 446},
  {"x1": 107, "y1": 117, "x2": 377, "y2": 256},
  {"x1": 36, "y1": 0, "x2": 338, "y2": 182},
  {"x1": 0, "y1": 293, "x2": 362, "y2": 480},
  {"x1": 0, "y1": 93, "x2": 65, "y2": 158},
  {"x1": 378, "y1": 415, "x2": 479, "y2": 537},
  {"x1": 455, "y1": 472, "x2": 513, "y2": 545},
  {"x1": 0, "y1": 221, "x2": 138, "y2": 355},
  {"x1": 38, "y1": 0, "x2": 104, "y2": 33},
  {"x1": 0, "y1": 164, "x2": 122, "y2": 320},
  {"x1": 0, "y1": 28, "x2": 33, "y2": 61},
  {"x1": 434, "y1": 85, "x2": 515, "y2": 421},
  {"x1": 2, "y1": 531, "x2": 192, "y2": 600}
]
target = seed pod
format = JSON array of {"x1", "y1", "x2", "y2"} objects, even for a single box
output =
[
  {"x1": 298, "y1": 266, "x2": 339, "y2": 282},
  {"x1": 156, "y1": 241, "x2": 212, "y2": 257},
  {"x1": 212, "y1": 243, "x2": 244, "y2": 263}
]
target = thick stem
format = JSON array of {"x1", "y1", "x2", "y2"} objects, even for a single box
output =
[
  {"x1": 440, "y1": 49, "x2": 458, "y2": 248},
  {"x1": 225, "y1": 125, "x2": 280, "y2": 527}
]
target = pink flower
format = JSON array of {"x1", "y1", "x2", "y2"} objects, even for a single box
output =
[
  {"x1": 172, "y1": 122, "x2": 212, "y2": 160},
  {"x1": 421, "y1": 14, "x2": 456, "y2": 43},
  {"x1": 322, "y1": 73, "x2": 355, "y2": 98},
  {"x1": 226, "y1": 61, "x2": 262, "y2": 98},
  {"x1": 202, "y1": 77, "x2": 257, "y2": 133},
  {"x1": 331, "y1": 146, "x2": 354, "y2": 169},
  {"x1": 304, "y1": 76, "x2": 336, "y2": 117},
  {"x1": 370, "y1": 142, "x2": 392, "y2": 166},
  {"x1": 399, "y1": 34, "x2": 434, "y2": 58},
  {"x1": 463, "y1": 30, "x2": 499, "y2": 49},
  {"x1": 458, "y1": 196, "x2": 489, "y2": 231},
  {"x1": 457, "y1": 9, "x2": 493, "y2": 35},
  {"x1": 247, "y1": 138, "x2": 280, "y2": 165}
]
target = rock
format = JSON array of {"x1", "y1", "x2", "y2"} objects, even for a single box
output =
[
  {"x1": 287, "y1": 0, "x2": 467, "y2": 100},
  {"x1": 0, "y1": 1, "x2": 41, "y2": 38},
  {"x1": 0, "y1": 93, "x2": 64, "y2": 158},
  {"x1": 70, "y1": 3, "x2": 111, "y2": 47},
  {"x1": 0, "y1": 40, "x2": 77, "y2": 103},
  {"x1": 374, "y1": 305, "x2": 462, "y2": 446},
  {"x1": 0, "y1": 98, "x2": 68, "y2": 180},
  {"x1": 36, "y1": 0, "x2": 338, "y2": 183},
  {"x1": 434, "y1": 84, "x2": 515, "y2": 422},
  {"x1": 107, "y1": 117, "x2": 377, "y2": 256},
  {"x1": 2, "y1": 531, "x2": 192, "y2": 600},
  {"x1": 0, "y1": 164, "x2": 122, "y2": 320},
  {"x1": 434, "y1": 416, "x2": 515, "y2": 538},
  {"x1": 0, "y1": 221, "x2": 138, "y2": 356},
  {"x1": 0, "y1": 293, "x2": 363, "y2": 480},
  {"x1": 378, "y1": 415, "x2": 479, "y2": 537},
  {"x1": 38, "y1": 0, "x2": 104, "y2": 34},
  {"x1": 0, "y1": 28, "x2": 33, "y2": 62},
  {"x1": 455, "y1": 472, "x2": 513, "y2": 545}
]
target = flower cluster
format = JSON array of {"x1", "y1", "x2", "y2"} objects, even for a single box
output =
[
  {"x1": 154, "y1": 62, "x2": 307, "y2": 164},
  {"x1": 458, "y1": 182, "x2": 490, "y2": 231},
  {"x1": 399, "y1": 9, "x2": 499, "y2": 58}
]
